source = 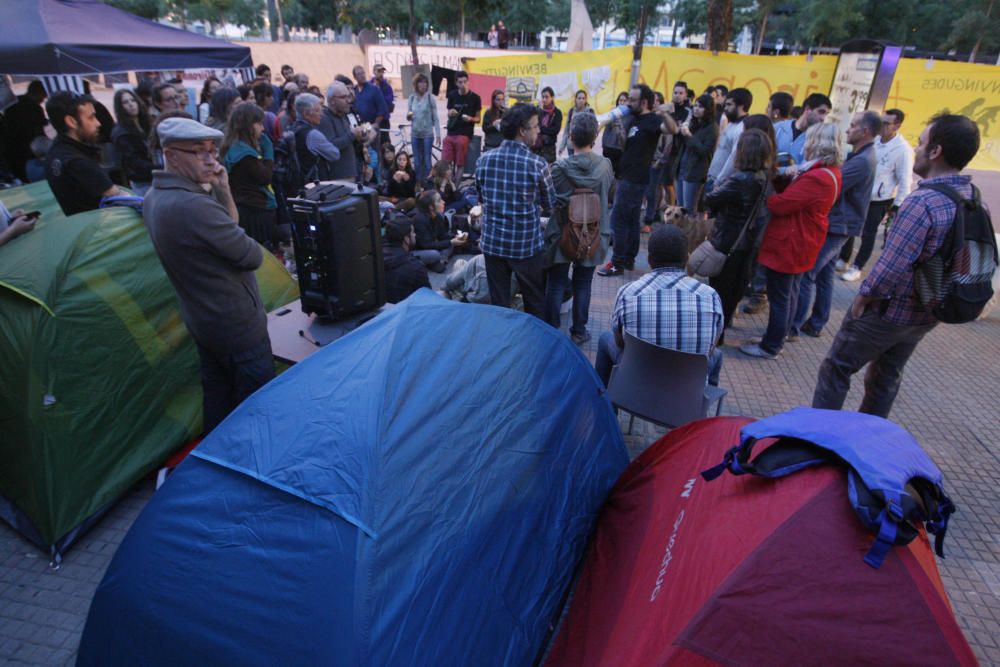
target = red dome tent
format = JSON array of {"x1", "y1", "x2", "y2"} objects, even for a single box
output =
[{"x1": 546, "y1": 416, "x2": 976, "y2": 666}]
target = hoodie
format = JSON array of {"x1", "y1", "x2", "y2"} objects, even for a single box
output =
[{"x1": 545, "y1": 151, "x2": 615, "y2": 267}]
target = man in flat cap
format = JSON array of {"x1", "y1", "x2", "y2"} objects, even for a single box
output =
[{"x1": 144, "y1": 117, "x2": 274, "y2": 433}]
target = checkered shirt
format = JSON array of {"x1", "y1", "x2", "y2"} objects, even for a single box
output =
[
  {"x1": 475, "y1": 139, "x2": 555, "y2": 259},
  {"x1": 860, "y1": 174, "x2": 978, "y2": 327},
  {"x1": 612, "y1": 267, "x2": 723, "y2": 355}
]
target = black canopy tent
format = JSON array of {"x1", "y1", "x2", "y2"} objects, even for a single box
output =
[{"x1": 0, "y1": 0, "x2": 252, "y2": 77}]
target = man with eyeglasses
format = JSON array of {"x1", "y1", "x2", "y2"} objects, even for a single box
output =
[
  {"x1": 44, "y1": 91, "x2": 121, "y2": 215},
  {"x1": 144, "y1": 117, "x2": 273, "y2": 434},
  {"x1": 838, "y1": 108, "x2": 914, "y2": 282}
]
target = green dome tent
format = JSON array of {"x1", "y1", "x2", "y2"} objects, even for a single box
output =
[{"x1": 0, "y1": 182, "x2": 297, "y2": 559}]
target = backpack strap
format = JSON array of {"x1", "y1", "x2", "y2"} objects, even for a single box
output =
[{"x1": 917, "y1": 182, "x2": 970, "y2": 262}]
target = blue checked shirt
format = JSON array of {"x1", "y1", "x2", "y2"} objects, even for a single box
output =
[
  {"x1": 476, "y1": 139, "x2": 555, "y2": 259},
  {"x1": 611, "y1": 267, "x2": 723, "y2": 356},
  {"x1": 860, "y1": 174, "x2": 979, "y2": 327}
]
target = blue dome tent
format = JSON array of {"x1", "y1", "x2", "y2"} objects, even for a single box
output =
[{"x1": 78, "y1": 290, "x2": 629, "y2": 666}]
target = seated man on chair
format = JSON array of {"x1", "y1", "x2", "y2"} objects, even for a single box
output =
[{"x1": 596, "y1": 224, "x2": 724, "y2": 387}]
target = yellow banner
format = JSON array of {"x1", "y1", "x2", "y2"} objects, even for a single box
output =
[
  {"x1": 639, "y1": 47, "x2": 836, "y2": 111},
  {"x1": 466, "y1": 46, "x2": 1000, "y2": 171},
  {"x1": 887, "y1": 58, "x2": 1000, "y2": 172}
]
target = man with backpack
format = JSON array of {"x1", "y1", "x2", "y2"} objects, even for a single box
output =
[{"x1": 813, "y1": 114, "x2": 997, "y2": 418}]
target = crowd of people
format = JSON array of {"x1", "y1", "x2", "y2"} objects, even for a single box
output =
[{"x1": 0, "y1": 60, "x2": 987, "y2": 430}]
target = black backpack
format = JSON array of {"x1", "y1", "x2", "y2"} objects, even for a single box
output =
[
  {"x1": 272, "y1": 130, "x2": 304, "y2": 196},
  {"x1": 913, "y1": 183, "x2": 998, "y2": 323}
]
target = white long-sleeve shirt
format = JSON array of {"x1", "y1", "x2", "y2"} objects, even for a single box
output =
[{"x1": 871, "y1": 133, "x2": 914, "y2": 207}]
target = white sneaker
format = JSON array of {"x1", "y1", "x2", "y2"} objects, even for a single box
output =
[
  {"x1": 840, "y1": 266, "x2": 862, "y2": 282},
  {"x1": 835, "y1": 259, "x2": 847, "y2": 272}
]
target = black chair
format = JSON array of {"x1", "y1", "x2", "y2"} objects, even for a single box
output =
[{"x1": 606, "y1": 331, "x2": 728, "y2": 433}]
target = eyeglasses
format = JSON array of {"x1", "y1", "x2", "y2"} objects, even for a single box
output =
[{"x1": 167, "y1": 146, "x2": 219, "y2": 160}]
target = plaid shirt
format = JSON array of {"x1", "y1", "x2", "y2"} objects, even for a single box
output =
[
  {"x1": 476, "y1": 139, "x2": 555, "y2": 259},
  {"x1": 612, "y1": 267, "x2": 723, "y2": 355},
  {"x1": 860, "y1": 174, "x2": 978, "y2": 326}
]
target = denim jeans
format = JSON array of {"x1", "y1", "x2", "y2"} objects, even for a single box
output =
[
  {"x1": 792, "y1": 233, "x2": 849, "y2": 335},
  {"x1": 643, "y1": 166, "x2": 664, "y2": 223},
  {"x1": 610, "y1": 180, "x2": 647, "y2": 267},
  {"x1": 595, "y1": 330, "x2": 722, "y2": 388},
  {"x1": 676, "y1": 179, "x2": 703, "y2": 212},
  {"x1": 812, "y1": 305, "x2": 936, "y2": 418},
  {"x1": 761, "y1": 268, "x2": 803, "y2": 355},
  {"x1": 842, "y1": 199, "x2": 892, "y2": 270},
  {"x1": 197, "y1": 337, "x2": 275, "y2": 434},
  {"x1": 545, "y1": 263, "x2": 596, "y2": 335},
  {"x1": 412, "y1": 135, "x2": 434, "y2": 185}
]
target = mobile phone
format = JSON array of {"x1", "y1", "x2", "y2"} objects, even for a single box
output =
[{"x1": 22, "y1": 211, "x2": 41, "y2": 221}]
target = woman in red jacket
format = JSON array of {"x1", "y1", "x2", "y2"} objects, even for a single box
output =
[{"x1": 741, "y1": 123, "x2": 843, "y2": 359}]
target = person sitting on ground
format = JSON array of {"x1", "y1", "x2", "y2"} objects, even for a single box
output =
[
  {"x1": 411, "y1": 188, "x2": 468, "y2": 272},
  {"x1": 204, "y1": 87, "x2": 242, "y2": 132},
  {"x1": 384, "y1": 151, "x2": 416, "y2": 203},
  {"x1": 382, "y1": 215, "x2": 431, "y2": 303},
  {"x1": 24, "y1": 136, "x2": 51, "y2": 184},
  {"x1": 595, "y1": 224, "x2": 724, "y2": 387},
  {"x1": 444, "y1": 253, "x2": 517, "y2": 304},
  {"x1": 425, "y1": 160, "x2": 472, "y2": 213},
  {"x1": 222, "y1": 103, "x2": 277, "y2": 250},
  {"x1": 112, "y1": 88, "x2": 155, "y2": 195},
  {"x1": 0, "y1": 202, "x2": 37, "y2": 246},
  {"x1": 44, "y1": 91, "x2": 121, "y2": 215},
  {"x1": 545, "y1": 111, "x2": 614, "y2": 345},
  {"x1": 378, "y1": 142, "x2": 397, "y2": 185}
]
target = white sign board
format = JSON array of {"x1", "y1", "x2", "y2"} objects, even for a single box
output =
[
  {"x1": 828, "y1": 51, "x2": 879, "y2": 141},
  {"x1": 366, "y1": 45, "x2": 534, "y2": 79}
]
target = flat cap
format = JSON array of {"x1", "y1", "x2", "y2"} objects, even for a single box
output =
[{"x1": 157, "y1": 117, "x2": 223, "y2": 145}]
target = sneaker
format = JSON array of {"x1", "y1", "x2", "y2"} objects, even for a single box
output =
[
  {"x1": 835, "y1": 259, "x2": 847, "y2": 272},
  {"x1": 741, "y1": 295, "x2": 767, "y2": 314},
  {"x1": 840, "y1": 266, "x2": 862, "y2": 282},
  {"x1": 596, "y1": 261, "x2": 624, "y2": 277},
  {"x1": 800, "y1": 322, "x2": 822, "y2": 338},
  {"x1": 571, "y1": 331, "x2": 592, "y2": 346},
  {"x1": 786, "y1": 332, "x2": 800, "y2": 342},
  {"x1": 740, "y1": 343, "x2": 777, "y2": 359}
]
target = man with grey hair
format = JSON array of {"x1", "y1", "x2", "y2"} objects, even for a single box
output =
[
  {"x1": 292, "y1": 92, "x2": 340, "y2": 181},
  {"x1": 144, "y1": 117, "x2": 273, "y2": 433},
  {"x1": 317, "y1": 80, "x2": 373, "y2": 180},
  {"x1": 790, "y1": 110, "x2": 881, "y2": 339}
]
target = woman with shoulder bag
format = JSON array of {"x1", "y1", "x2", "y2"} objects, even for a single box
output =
[
  {"x1": 544, "y1": 112, "x2": 614, "y2": 345},
  {"x1": 699, "y1": 128, "x2": 771, "y2": 336},
  {"x1": 741, "y1": 123, "x2": 843, "y2": 360}
]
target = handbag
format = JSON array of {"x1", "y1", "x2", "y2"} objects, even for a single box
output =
[{"x1": 687, "y1": 184, "x2": 766, "y2": 277}]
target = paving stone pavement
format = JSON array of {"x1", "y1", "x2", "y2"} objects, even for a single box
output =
[{"x1": 2, "y1": 233, "x2": 999, "y2": 666}]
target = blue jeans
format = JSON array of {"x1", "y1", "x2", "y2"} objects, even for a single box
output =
[
  {"x1": 545, "y1": 263, "x2": 596, "y2": 335},
  {"x1": 596, "y1": 330, "x2": 722, "y2": 387},
  {"x1": 412, "y1": 135, "x2": 434, "y2": 185},
  {"x1": 676, "y1": 179, "x2": 703, "y2": 211},
  {"x1": 792, "y1": 233, "x2": 849, "y2": 335},
  {"x1": 643, "y1": 166, "x2": 663, "y2": 223},
  {"x1": 610, "y1": 180, "x2": 647, "y2": 267},
  {"x1": 761, "y1": 268, "x2": 803, "y2": 355}
]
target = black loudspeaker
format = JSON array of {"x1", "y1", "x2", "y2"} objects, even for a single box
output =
[{"x1": 288, "y1": 181, "x2": 386, "y2": 320}]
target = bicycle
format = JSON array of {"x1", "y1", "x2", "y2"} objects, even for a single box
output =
[{"x1": 386, "y1": 123, "x2": 442, "y2": 164}]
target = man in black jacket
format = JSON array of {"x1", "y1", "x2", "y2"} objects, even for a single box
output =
[{"x1": 383, "y1": 216, "x2": 431, "y2": 303}]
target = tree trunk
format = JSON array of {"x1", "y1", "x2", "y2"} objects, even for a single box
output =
[
  {"x1": 706, "y1": 0, "x2": 733, "y2": 53},
  {"x1": 459, "y1": 0, "x2": 466, "y2": 47},
  {"x1": 754, "y1": 11, "x2": 768, "y2": 54},
  {"x1": 408, "y1": 0, "x2": 419, "y2": 64},
  {"x1": 969, "y1": 0, "x2": 994, "y2": 62},
  {"x1": 670, "y1": 0, "x2": 680, "y2": 47},
  {"x1": 267, "y1": 0, "x2": 278, "y2": 40},
  {"x1": 630, "y1": 3, "x2": 649, "y2": 87},
  {"x1": 274, "y1": 0, "x2": 288, "y2": 41}
]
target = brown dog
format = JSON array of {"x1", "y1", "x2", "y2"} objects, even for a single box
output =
[{"x1": 661, "y1": 205, "x2": 714, "y2": 254}]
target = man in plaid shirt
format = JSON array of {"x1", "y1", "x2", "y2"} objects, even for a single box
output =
[
  {"x1": 813, "y1": 114, "x2": 983, "y2": 418},
  {"x1": 476, "y1": 103, "x2": 555, "y2": 317},
  {"x1": 596, "y1": 225, "x2": 724, "y2": 387}
]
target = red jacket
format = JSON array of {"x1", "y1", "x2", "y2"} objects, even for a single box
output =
[{"x1": 758, "y1": 164, "x2": 841, "y2": 274}]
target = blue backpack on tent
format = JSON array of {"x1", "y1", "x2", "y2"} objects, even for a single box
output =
[{"x1": 701, "y1": 407, "x2": 956, "y2": 569}]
